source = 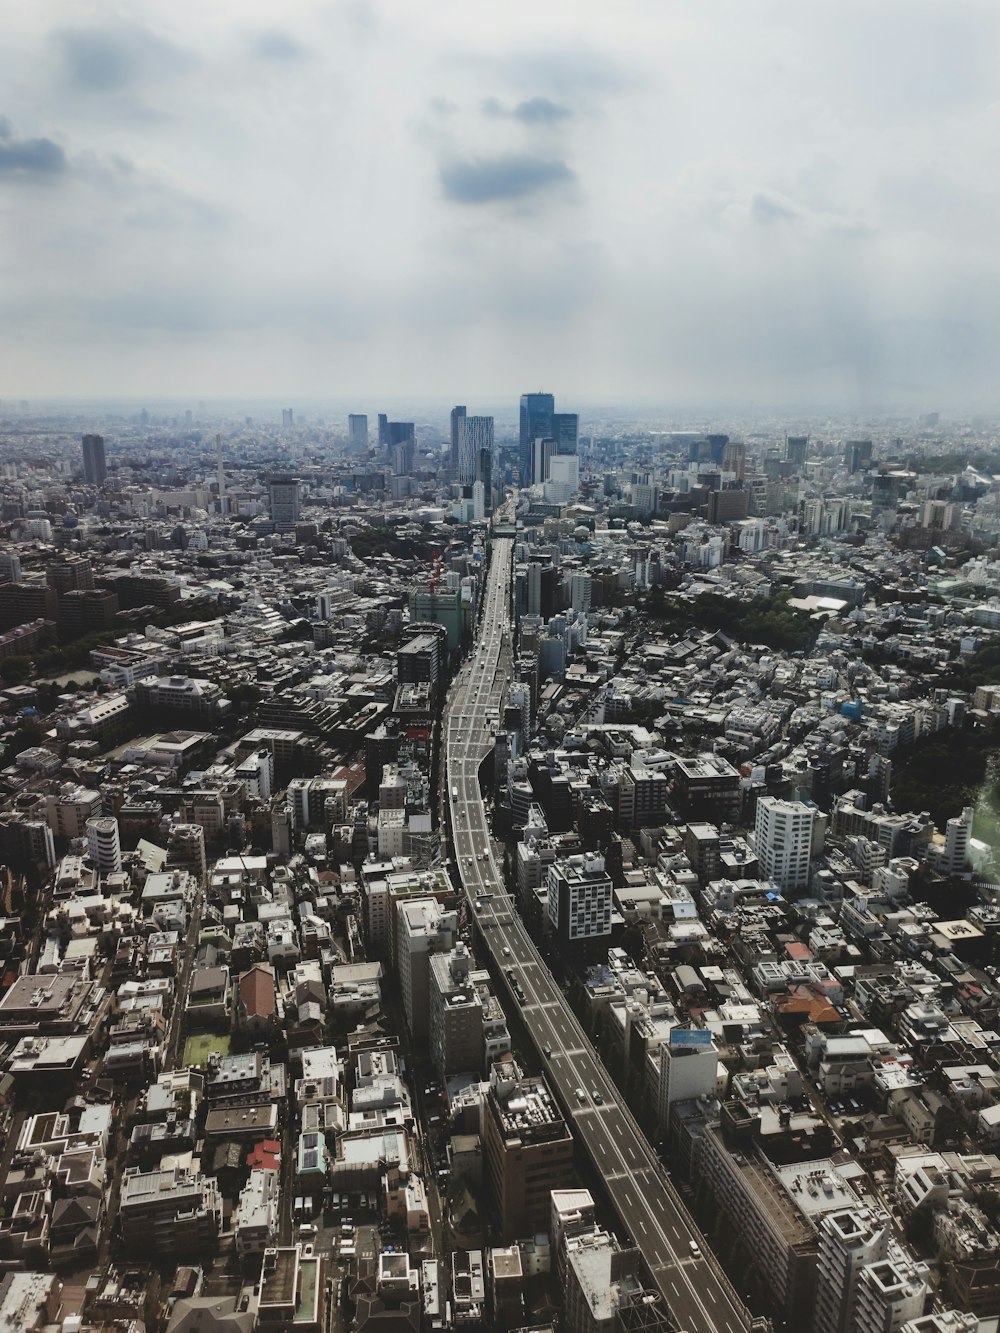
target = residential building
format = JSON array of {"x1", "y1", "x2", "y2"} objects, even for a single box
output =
[
  {"x1": 429, "y1": 943, "x2": 484, "y2": 1076},
  {"x1": 755, "y1": 797, "x2": 817, "y2": 895},
  {"x1": 118, "y1": 1166, "x2": 222, "y2": 1259},
  {"x1": 235, "y1": 1168, "x2": 279, "y2": 1259},
  {"x1": 814, "y1": 1208, "x2": 891, "y2": 1333}
]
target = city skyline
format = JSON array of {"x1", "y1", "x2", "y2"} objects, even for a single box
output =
[{"x1": 4, "y1": 2, "x2": 1000, "y2": 409}]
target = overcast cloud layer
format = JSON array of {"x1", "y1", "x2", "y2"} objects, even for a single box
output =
[{"x1": 3, "y1": 0, "x2": 1000, "y2": 410}]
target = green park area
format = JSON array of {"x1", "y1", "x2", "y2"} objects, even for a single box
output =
[{"x1": 182, "y1": 1033, "x2": 230, "y2": 1068}]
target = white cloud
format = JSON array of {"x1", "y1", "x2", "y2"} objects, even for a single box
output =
[{"x1": 1, "y1": 0, "x2": 999, "y2": 409}]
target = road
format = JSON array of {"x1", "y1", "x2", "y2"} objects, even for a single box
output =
[{"x1": 444, "y1": 505, "x2": 760, "y2": 1333}]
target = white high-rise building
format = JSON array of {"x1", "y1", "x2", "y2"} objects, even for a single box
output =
[
  {"x1": 397, "y1": 897, "x2": 458, "y2": 1042},
  {"x1": 854, "y1": 1256, "x2": 928, "y2": 1333},
  {"x1": 86, "y1": 816, "x2": 122, "y2": 875},
  {"x1": 568, "y1": 571, "x2": 592, "y2": 613},
  {"x1": 754, "y1": 796, "x2": 817, "y2": 894},
  {"x1": 814, "y1": 1207, "x2": 890, "y2": 1333},
  {"x1": 941, "y1": 806, "x2": 973, "y2": 875}
]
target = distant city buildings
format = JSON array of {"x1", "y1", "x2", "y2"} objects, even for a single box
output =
[{"x1": 0, "y1": 401, "x2": 997, "y2": 1330}]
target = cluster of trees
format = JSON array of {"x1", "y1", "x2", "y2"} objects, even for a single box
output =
[
  {"x1": 889, "y1": 717, "x2": 1000, "y2": 829},
  {"x1": 643, "y1": 588, "x2": 818, "y2": 653},
  {"x1": 0, "y1": 629, "x2": 123, "y2": 684},
  {"x1": 347, "y1": 530, "x2": 439, "y2": 561}
]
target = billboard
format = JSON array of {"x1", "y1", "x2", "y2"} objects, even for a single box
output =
[{"x1": 670, "y1": 1027, "x2": 714, "y2": 1050}]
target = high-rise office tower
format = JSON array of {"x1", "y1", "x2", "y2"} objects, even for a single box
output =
[
  {"x1": 82, "y1": 434, "x2": 107, "y2": 486},
  {"x1": 786, "y1": 436, "x2": 808, "y2": 467},
  {"x1": 348, "y1": 414, "x2": 368, "y2": 452},
  {"x1": 531, "y1": 437, "x2": 556, "y2": 485},
  {"x1": 378, "y1": 413, "x2": 389, "y2": 447},
  {"x1": 551, "y1": 412, "x2": 579, "y2": 456},
  {"x1": 216, "y1": 434, "x2": 227, "y2": 514},
  {"x1": 281, "y1": 408, "x2": 294, "y2": 428},
  {"x1": 723, "y1": 439, "x2": 747, "y2": 480},
  {"x1": 844, "y1": 439, "x2": 873, "y2": 475},
  {"x1": 519, "y1": 392, "x2": 555, "y2": 482},
  {"x1": 268, "y1": 476, "x2": 301, "y2": 531},
  {"x1": 476, "y1": 446, "x2": 493, "y2": 515},
  {"x1": 450, "y1": 406, "x2": 467, "y2": 474},
  {"x1": 387, "y1": 421, "x2": 415, "y2": 446},
  {"x1": 460, "y1": 415, "x2": 493, "y2": 488},
  {"x1": 387, "y1": 421, "x2": 415, "y2": 475}
]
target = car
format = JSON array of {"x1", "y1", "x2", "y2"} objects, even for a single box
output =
[
  {"x1": 502, "y1": 946, "x2": 511, "y2": 958},
  {"x1": 592, "y1": 1090, "x2": 603, "y2": 1104},
  {"x1": 689, "y1": 1241, "x2": 701, "y2": 1258},
  {"x1": 543, "y1": 1045, "x2": 552, "y2": 1058},
  {"x1": 297, "y1": 1224, "x2": 318, "y2": 1237},
  {"x1": 576, "y1": 1087, "x2": 587, "y2": 1103}
]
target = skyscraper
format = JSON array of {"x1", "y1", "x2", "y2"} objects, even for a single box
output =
[
  {"x1": 216, "y1": 434, "x2": 227, "y2": 514},
  {"x1": 531, "y1": 437, "x2": 556, "y2": 485},
  {"x1": 519, "y1": 392, "x2": 555, "y2": 483},
  {"x1": 476, "y1": 447, "x2": 493, "y2": 515},
  {"x1": 786, "y1": 436, "x2": 808, "y2": 467},
  {"x1": 268, "y1": 476, "x2": 301, "y2": 531},
  {"x1": 281, "y1": 408, "x2": 294, "y2": 428},
  {"x1": 377, "y1": 413, "x2": 389, "y2": 448},
  {"x1": 460, "y1": 415, "x2": 493, "y2": 487},
  {"x1": 82, "y1": 434, "x2": 107, "y2": 486},
  {"x1": 348, "y1": 414, "x2": 368, "y2": 451},
  {"x1": 450, "y1": 405, "x2": 467, "y2": 474},
  {"x1": 723, "y1": 439, "x2": 747, "y2": 480},
  {"x1": 551, "y1": 412, "x2": 578, "y2": 455},
  {"x1": 386, "y1": 421, "x2": 415, "y2": 475},
  {"x1": 844, "y1": 438, "x2": 873, "y2": 474}
]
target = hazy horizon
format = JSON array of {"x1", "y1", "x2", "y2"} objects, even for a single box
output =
[{"x1": 4, "y1": 2, "x2": 1000, "y2": 412}]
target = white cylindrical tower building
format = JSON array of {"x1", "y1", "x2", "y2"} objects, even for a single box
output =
[{"x1": 86, "y1": 816, "x2": 122, "y2": 875}]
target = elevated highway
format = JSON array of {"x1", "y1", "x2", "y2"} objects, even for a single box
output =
[{"x1": 445, "y1": 513, "x2": 761, "y2": 1333}]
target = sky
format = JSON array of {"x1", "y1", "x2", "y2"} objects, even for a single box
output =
[{"x1": 3, "y1": 0, "x2": 1000, "y2": 411}]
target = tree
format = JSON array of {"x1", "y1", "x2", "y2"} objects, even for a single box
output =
[{"x1": 0, "y1": 656, "x2": 31, "y2": 684}]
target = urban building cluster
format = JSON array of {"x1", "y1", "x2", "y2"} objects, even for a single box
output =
[{"x1": 0, "y1": 398, "x2": 998, "y2": 1333}]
